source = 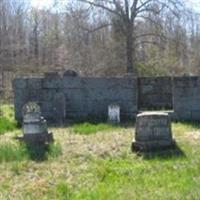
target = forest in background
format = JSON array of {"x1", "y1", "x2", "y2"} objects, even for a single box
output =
[{"x1": 0, "y1": 0, "x2": 200, "y2": 81}]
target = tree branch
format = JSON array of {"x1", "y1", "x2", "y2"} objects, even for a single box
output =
[
  {"x1": 137, "y1": 15, "x2": 163, "y2": 29},
  {"x1": 136, "y1": 0, "x2": 153, "y2": 12},
  {"x1": 77, "y1": 0, "x2": 121, "y2": 16}
]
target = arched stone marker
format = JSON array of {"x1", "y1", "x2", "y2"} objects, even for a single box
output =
[
  {"x1": 108, "y1": 104, "x2": 120, "y2": 124},
  {"x1": 17, "y1": 102, "x2": 53, "y2": 145},
  {"x1": 132, "y1": 112, "x2": 175, "y2": 152}
]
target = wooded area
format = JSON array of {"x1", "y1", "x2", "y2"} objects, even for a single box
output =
[{"x1": 0, "y1": 0, "x2": 200, "y2": 81}]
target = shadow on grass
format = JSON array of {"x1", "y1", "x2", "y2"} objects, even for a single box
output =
[
  {"x1": 25, "y1": 142, "x2": 62, "y2": 162},
  {"x1": 25, "y1": 144, "x2": 49, "y2": 162},
  {"x1": 135, "y1": 142, "x2": 185, "y2": 160}
]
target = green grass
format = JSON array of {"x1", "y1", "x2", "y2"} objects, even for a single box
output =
[
  {"x1": 0, "y1": 116, "x2": 18, "y2": 134},
  {"x1": 0, "y1": 141, "x2": 62, "y2": 163},
  {"x1": 0, "y1": 122, "x2": 199, "y2": 199},
  {"x1": 0, "y1": 104, "x2": 15, "y2": 122},
  {"x1": 1, "y1": 105, "x2": 200, "y2": 199},
  {"x1": 72, "y1": 122, "x2": 119, "y2": 135},
  {"x1": 0, "y1": 142, "x2": 28, "y2": 162},
  {"x1": 0, "y1": 104, "x2": 18, "y2": 134}
]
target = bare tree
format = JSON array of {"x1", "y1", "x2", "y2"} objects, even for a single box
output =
[{"x1": 77, "y1": 0, "x2": 185, "y2": 74}]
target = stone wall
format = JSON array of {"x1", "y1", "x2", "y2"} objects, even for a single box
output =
[
  {"x1": 13, "y1": 73, "x2": 138, "y2": 123},
  {"x1": 14, "y1": 73, "x2": 200, "y2": 123},
  {"x1": 173, "y1": 76, "x2": 200, "y2": 121},
  {"x1": 138, "y1": 77, "x2": 172, "y2": 110}
]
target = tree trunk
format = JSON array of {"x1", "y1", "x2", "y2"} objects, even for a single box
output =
[{"x1": 126, "y1": 24, "x2": 136, "y2": 74}]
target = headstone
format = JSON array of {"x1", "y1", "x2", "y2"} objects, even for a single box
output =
[
  {"x1": 108, "y1": 104, "x2": 120, "y2": 124},
  {"x1": 132, "y1": 112, "x2": 175, "y2": 152},
  {"x1": 17, "y1": 102, "x2": 53, "y2": 145}
]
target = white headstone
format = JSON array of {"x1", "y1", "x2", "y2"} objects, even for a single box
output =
[{"x1": 108, "y1": 104, "x2": 120, "y2": 124}]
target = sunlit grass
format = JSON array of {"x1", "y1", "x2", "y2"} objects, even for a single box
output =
[
  {"x1": 0, "y1": 117, "x2": 18, "y2": 134},
  {"x1": 0, "y1": 104, "x2": 18, "y2": 134},
  {"x1": 1, "y1": 105, "x2": 200, "y2": 199},
  {"x1": 0, "y1": 141, "x2": 62, "y2": 163},
  {"x1": 72, "y1": 122, "x2": 120, "y2": 135},
  {"x1": 0, "y1": 142, "x2": 28, "y2": 162}
]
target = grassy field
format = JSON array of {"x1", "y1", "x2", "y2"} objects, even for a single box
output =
[{"x1": 0, "y1": 106, "x2": 200, "y2": 199}]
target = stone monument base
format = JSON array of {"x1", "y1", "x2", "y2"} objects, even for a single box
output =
[
  {"x1": 16, "y1": 132, "x2": 53, "y2": 145},
  {"x1": 132, "y1": 112, "x2": 174, "y2": 152},
  {"x1": 132, "y1": 139, "x2": 176, "y2": 152}
]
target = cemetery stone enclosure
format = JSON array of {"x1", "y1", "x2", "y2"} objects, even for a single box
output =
[
  {"x1": 13, "y1": 72, "x2": 137, "y2": 123},
  {"x1": 13, "y1": 72, "x2": 200, "y2": 123}
]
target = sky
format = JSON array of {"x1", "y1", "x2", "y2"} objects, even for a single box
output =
[
  {"x1": 30, "y1": 0, "x2": 200, "y2": 12},
  {"x1": 31, "y1": 0, "x2": 57, "y2": 9}
]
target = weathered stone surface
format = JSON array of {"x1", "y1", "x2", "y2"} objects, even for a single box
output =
[
  {"x1": 13, "y1": 74, "x2": 138, "y2": 123},
  {"x1": 13, "y1": 74, "x2": 200, "y2": 124},
  {"x1": 132, "y1": 112, "x2": 174, "y2": 151},
  {"x1": 108, "y1": 104, "x2": 120, "y2": 124},
  {"x1": 63, "y1": 70, "x2": 78, "y2": 77},
  {"x1": 27, "y1": 79, "x2": 42, "y2": 89},
  {"x1": 13, "y1": 78, "x2": 27, "y2": 89},
  {"x1": 173, "y1": 76, "x2": 200, "y2": 121},
  {"x1": 42, "y1": 78, "x2": 63, "y2": 89},
  {"x1": 52, "y1": 92, "x2": 66, "y2": 123},
  {"x1": 18, "y1": 102, "x2": 53, "y2": 145},
  {"x1": 44, "y1": 72, "x2": 60, "y2": 78},
  {"x1": 138, "y1": 77, "x2": 172, "y2": 110}
]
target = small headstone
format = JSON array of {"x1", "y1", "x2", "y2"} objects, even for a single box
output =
[
  {"x1": 132, "y1": 112, "x2": 175, "y2": 152},
  {"x1": 108, "y1": 104, "x2": 120, "y2": 124}
]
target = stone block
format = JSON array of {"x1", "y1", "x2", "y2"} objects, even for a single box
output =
[
  {"x1": 40, "y1": 101, "x2": 53, "y2": 113},
  {"x1": 132, "y1": 140, "x2": 175, "y2": 152},
  {"x1": 142, "y1": 85, "x2": 153, "y2": 93},
  {"x1": 42, "y1": 78, "x2": 63, "y2": 89},
  {"x1": 40, "y1": 89, "x2": 54, "y2": 101},
  {"x1": 133, "y1": 112, "x2": 174, "y2": 152},
  {"x1": 82, "y1": 77, "x2": 137, "y2": 89},
  {"x1": 27, "y1": 78, "x2": 42, "y2": 89},
  {"x1": 87, "y1": 88, "x2": 135, "y2": 101},
  {"x1": 63, "y1": 77, "x2": 84, "y2": 88},
  {"x1": 153, "y1": 127, "x2": 171, "y2": 140},
  {"x1": 175, "y1": 111, "x2": 191, "y2": 121},
  {"x1": 173, "y1": 76, "x2": 199, "y2": 88},
  {"x1": 13, "y1": 78, "x2": 27, "y2": 89},
  {"x1": 191, "y1": 111, "x2": 200, "y2": 121},
  {"x1": 45, "y1": 72, "x2": 60, "y2": 78},
  {"x1": 64, "y1": 88, "x2": 89, "y2": 99},
  {"x1": 28, "y1": 89, "x2": 41, "y2": 101}
]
